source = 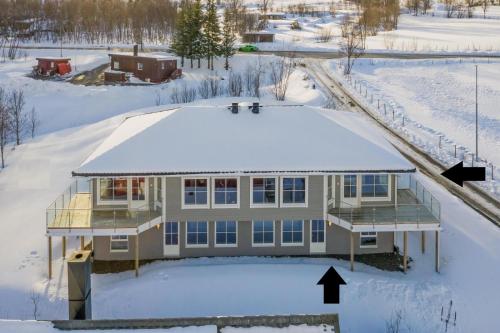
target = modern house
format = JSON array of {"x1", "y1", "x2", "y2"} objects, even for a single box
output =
[
  {"x1": 105, "y1": 46, "x2": 180, "y2": 84},
  {"x1": 34, "y1": 57, "x2": 72, "y2": 76},
  {"x1": 46, "y1": 103, "x2": 441, "y2": 278},
  {"x1": 241, "y1": 32, "x2": 275, "y2": 43}
]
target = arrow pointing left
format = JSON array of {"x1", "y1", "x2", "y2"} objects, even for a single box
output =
[{"x1": 317, "y1": 266, "x2": 346, "y2": 304}]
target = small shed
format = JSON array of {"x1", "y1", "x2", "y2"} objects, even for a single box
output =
[
  {"x1": 107, "y1": 46, "x2": 179, "y2": 83},
  {"x1": 242, "y1": 32, "x2": 275, "y2": 43},
  {"x1": 260, "y1": 12, "x2": 286, "y2": 20},
  {"x1": 104, "y1": 70, "x2": 127, "y2": 83},
  {"x1": 35, "y1": 57, "x2": 72, "y2": 76}
]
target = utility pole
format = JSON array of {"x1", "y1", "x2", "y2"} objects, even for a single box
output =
[{"x1": 475, "y1": 65, "x2": 479, "y2": 162}]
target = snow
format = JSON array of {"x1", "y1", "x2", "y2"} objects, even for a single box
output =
[
  {"x1": 221, "y1": 325, "x2": 335, "y2": 333},
  {"x1": 75, "y1": 104, "x2": 414, "y2": 175}
]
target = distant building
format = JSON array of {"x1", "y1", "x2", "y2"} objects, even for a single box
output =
[
  {"x1": 242, "y1": 32, "x2": 275, "y2": 43},
  {"x1": 106, "y1": 45, "x2": 180, "y2": 84},
  {"x1": 34, "y1": 57, "x2": 72, "y2": 76},
  {"x1": 260, "y1": 12, "x2": 286, "y2": 20}
]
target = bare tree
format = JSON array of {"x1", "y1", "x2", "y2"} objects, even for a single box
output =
[
  {"x1": 0, "y1": 88, "x2": 11, "y2": 169},
  {"x1": 8, "y1": 89, "x2": 27, "y2": 145},
  {"x1": 465, "y1": 0, "x2": 474, "y2": 18},
  {"x1": 444, "y1": 0, "x2": 457, "y2": 18},
  {"x1": 30, "y1": 289, "x2": 40, "y2": 320},
  {"x1": 481, "y1": 0, "x2": 489, "y2": 18},
  {"x1": 339, "y1": 15, "x2": 365, "y2": 75},
  {"x1": 228, "y1": 71, "x2": 243, "y2": 97},
  {"x1": 316, "y1": 27, "x2": 333, "y2": 43},
  {"x1": 269, "y1": 56, "x2": 294, "y2": 101},
  {"x1": 28, "y1": 107, "x2": 39, "y2": 138}
]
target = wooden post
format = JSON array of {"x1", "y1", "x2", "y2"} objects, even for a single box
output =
[
  {"x1": 421, "y1": 231, "x2": 425, "y2": 254},
  {"x1": 135, "y1": 234, "x2": 139, "y2": 277},
  {"x1": 435, "y1": 230, "x2": 440, "y2": 273},
  {"x1": 62, "y1": 236, "x2": 66, "y2": 259},
  {"x1": 350, "y1": 232, "x2": 354, "y2": 272},
  {"x1": 80, "y1": 236, "x2": 85, "y2": 250},
  {"x1": 403, "y1": 231, "x2": 408, "y2": 273},
  {"x1": 48, "y1": 236, "x2": 52, "y2": 280}
]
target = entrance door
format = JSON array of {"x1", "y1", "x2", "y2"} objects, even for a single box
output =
[{"x1": 164, "y1": 221, "x2": 180, "y2": 256}]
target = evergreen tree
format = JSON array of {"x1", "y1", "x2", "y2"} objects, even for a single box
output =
[
  {"x1": 190, "y1": 0, "x2": 204, "y2": 69},
  {"x1": 203, "y1": 0, "x2": 221, "y2": 70},
  {"x1": 171, "y1": 1, "x2": 191, "y2": 67},
  {"x1": 221, "y1": 8, "x2": 236, "y2": 71}
]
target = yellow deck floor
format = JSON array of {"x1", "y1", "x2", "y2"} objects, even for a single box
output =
[{"x1": 49, "y1": 193, "x2": 91, "y2": 229}]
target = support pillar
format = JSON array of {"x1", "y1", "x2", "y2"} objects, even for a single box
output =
[
  {"x1": 135, "y1": 234, "x2": 139, "y2": 277},
  {"x1": 350, "y1": 232, "x2": 354, "y2": 272},
  {"x1": 403, "y1": 231, "x2": 408, "y2": 273},
  {"x1": 48, "y1": 236, "x2": 52, "y2": 280},
  {"x1": 80, "y1": 236, "x2": 85, "y2": 250},
  {"x1": 421, "y1": 231, "x2": 426, "y2": 254},
  {"x1": 435, "y1": 230, "x2": 440, "y2": 273},
  {"x1": 62, "y1": 236, "x2": 66, "y2": 259}
]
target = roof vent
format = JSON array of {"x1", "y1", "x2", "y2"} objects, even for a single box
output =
[
  {"x1": 229, "y1": 102, "x2": 239, "y2": 114},
  {"x1": 133, "y1": 44, "x2": 138, "y2": 56},
  {"x1": 250, "y1": 102, "x2": 261, "y2": 114}
]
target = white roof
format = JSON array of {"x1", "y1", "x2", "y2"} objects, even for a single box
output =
[{"x1": 74, "y1": 104, "x2": 415, "y2": 176}]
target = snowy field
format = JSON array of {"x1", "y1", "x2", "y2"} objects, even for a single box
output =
[{"x1": 326, "y1": 58, "x2": 500, "y2": 197}]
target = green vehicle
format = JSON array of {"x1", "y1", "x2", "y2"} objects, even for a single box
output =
[{"x1": 238, "y1": 44, "x2": 259, "y2": 52}]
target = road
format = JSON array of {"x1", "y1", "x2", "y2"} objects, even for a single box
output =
[{"x1": 305, "y1": 59, "x2": 500, "y2": 225}]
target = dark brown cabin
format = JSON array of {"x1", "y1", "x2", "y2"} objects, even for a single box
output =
[
  {"x1": 107, "y1": 46, "x2": 179, "y2": 83},
  {"x1": 242, "y1": 32, "x2": 275, "y2": 43}
]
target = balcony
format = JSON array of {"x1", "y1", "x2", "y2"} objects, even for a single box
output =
[
  {"x1": 46, "y1": 179, "x2": 162, "y2": 236},
  {"x1": 328, "y1": 176, "x2": 441, "y2": 232}
]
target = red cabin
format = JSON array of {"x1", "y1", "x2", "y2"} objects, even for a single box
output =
[{"x1": 35, "y1": 57, "x2": 72, "y2": 76}]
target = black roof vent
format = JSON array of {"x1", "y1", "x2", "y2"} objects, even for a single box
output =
[
  {"x1": 133, "y1": 44, "x2": 138, "y2": 56},
  {"x1": 250, "y1": 102, "x2": 261, "y2": 114},
  {"x1": 229, "y1": 102, "x2": 239, "y2": 114}
]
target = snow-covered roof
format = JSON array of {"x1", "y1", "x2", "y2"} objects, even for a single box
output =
[
  {"x1": 73, "y1": 104, "x2": 415, "y2": 176},
  {"x1": 108, "y1": 53, "x2": 176, "y2": 61}
]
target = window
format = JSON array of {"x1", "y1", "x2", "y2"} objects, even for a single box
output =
[
  {"x1": 213, "y1": 178, "x2": 238, "y2": 207},
  {"x1": 281, "y1": 177, "x2": 307, "y2": 206},
  {"x1": 161, "y1": 62, "x2": 165, "y2": 70},
  {"x1": 110, "y1": 235, "x2": 128, "y2": 251},
  {"x1": 131, "y1": 177, "x2": 145, "y2": 201},
  {"x1": 137, "y1": 62, "x2": 144, "y2": 70},
  {"x1": 360, "y1": 232, "x2": 377, "y2": 248},
  {"x1": 311, "y1": 220, "x2": 325, "y2": 243},
  {"x1": 252, "y1": 221, "x2": 274, "y2": 246},
  {"x1": 114, "y1": 61, "x2": 120, "y2": 69},
  {"x1": 215, "y1": 221, "x2": 237, "y2": 246},
  {"x1": 282, "y1": 220, "x2": 303, "y2": 245},
  {"x1": 186, "y1": 221, "x2": 208, "y2": 246},
  {"x1": 183, "y1": 178, "x2": 208, "y2": 208},
  {"x1": 362, "y1": 175, "x2": 389, "y2": 198},
  {"x1": 99, "y1": 178, "x2": 127, "y2": 202},
  {"x1": 343, "y1": 175, "x2": 357, "y2": 198},
  {"x1": 164, "y1": 222, "x2": 178, "y2": 245},
  {"x1": 251, "y1": 177, "x2": 277, "y2": 206}
]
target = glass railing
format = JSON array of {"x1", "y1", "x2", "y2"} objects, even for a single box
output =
[{"x1": 409, "y1": 175, "x2": 441, "y2": 221}]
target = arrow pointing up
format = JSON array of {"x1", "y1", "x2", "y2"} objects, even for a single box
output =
[
  {"x1": 441, "y1": 161, "x2": 486, "y2": 187},
  {"x1": 317, "y1": 266, "x2": 346, "y2": 304}
]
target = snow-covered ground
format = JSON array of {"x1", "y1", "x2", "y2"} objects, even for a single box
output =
[{"x1": 325, "y1": 58, "x2": 499, "y2": 197}]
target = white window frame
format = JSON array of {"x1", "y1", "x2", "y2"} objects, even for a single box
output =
[
  {"x1": 131, "y1": 177, "x2": 147, "y2": 202},
  {"x1": 164, "y1": 221, "x2": 179, "y2": 246},
  {"x1": 250, "y1": 176, "x2": 278, "y2": 208},
  {"x1": 185, "y1": 221, "x2": 209, "y2": 248},
  {"x1": 280, "y1": 176, "x2": 308, "y2": 208},
  {"x1": 137, "y1": 62, "x2": 144, "y2": 70},
  {"x1": 181, "y1": 177, "x2": 210, "y2": 209},
  {"x1": 251, "y1": 220, "x2": 275, "y2": 247},
  {"x1": 114, "y1": 61, "x2": 120, "y2": 69},
  {"x1": 360, "y1": 174, "x2": 392, "y2": 202},
  {"x1": 310, "y1": 219, "x2": 325, "y2": 244},
  {"x1": 212, "y1": 177, "x2": 240, "y2": 209},
  {"x1": 281, "y1": 220, "x2": 304, "y2": 247},
  {"x1": 360, "y1": 232, "x2": 378, "y2": 248},
  {"x1": 110, "y1": 235, "x2": 129, "y2": 252},
  {"x1": 97, "y1": 178, "x2": 128, "y2": 205},
  {"x1": 214, "y1": 221, "x2": 238, "y2": 247}
]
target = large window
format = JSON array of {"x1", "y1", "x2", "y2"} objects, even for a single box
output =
[
  {"x1": 110, "y1": 235, "x2": 128, "y2": 252},
  {"x1": 251, "y1": 177, "x2": 277, "y2": 206},
  {"x1": 113, "y1": 61, "x2": 120, "y2": 69},
  {"x1": 99, "y1": 178, "x2": 127, "y2": 202},
  {"x1": 186, "y1": 221, "x2": 208, "y2": 246},
  {"x1": 343, "y1": 175, "x2": 357, "y2": 198},
  {"x1": 131, "y1": 177, "x2": 146, "y2": 201},
  {"x1": 360, "y1": 232, "x2": 377, "y2": 248},
  {"x1": 252, "y1": 221, "x2": 274, "y2": 246},
  {"x1": 213, "y1": 178, "x2": 238, "y2": 206},
  {"x1": 183, "y1": 178, "x2": 208, "y2": 207},
  {"x1": 281, "y1": 177, "x2": 307, "y2": 206},
  {"x1": 164, "y1": 222, "x2": 178, "y2": 245},
  {"x1": 282, "y1": 220, "x2": 303, "y2": 245},
  {"x1": 362, "y1": 175, "x2": 389, "y2": 198},
  {"x1": 215, "y1": 221, "x2": 237, "y2": 246},
  {"x1": 311, "y1": 220, "x2": 325, "y2": 243}
]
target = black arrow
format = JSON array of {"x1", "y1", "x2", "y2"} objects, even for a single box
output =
[
  {"x1": 441, "y1": 161, "x2": 486, "y2": 187},
  {"x1": 317, "y1": 266, "x2": 346, "y2": 304}
]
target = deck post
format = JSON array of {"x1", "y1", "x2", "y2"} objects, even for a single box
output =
[
  {"x1": 350, "y1": 232, "x2": 354, "y2": 272},
  {"x1": 48, "y1": 236, "x2": 52, "y2": 280},
  {"x1": 62, "y1": 236, "x2": 66, "y2": 259},
  {"x1": 435, "y1": 230, "x2": 440, "y2": 273},
  {"x1": 80, "y1": 236, "x2": 85, "y2": 250},
  {"x1": 135, "y1": 234, "x2": 139, "y2": 277},
  {"x1": 421, "y1": 231, "x2": 425, "y2": 254},
  {"x1": 403, "y1": 231, "x2": 408, "y2": 273}
]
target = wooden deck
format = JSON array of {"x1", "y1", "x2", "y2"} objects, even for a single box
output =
[{"x1": 48, "y1": 193, "x2": 91, "y2": 229}]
